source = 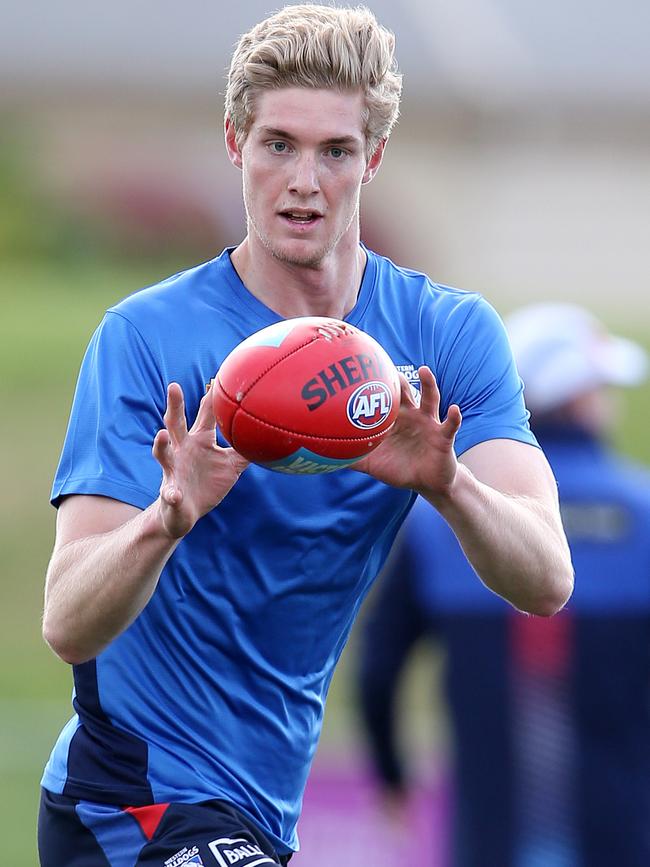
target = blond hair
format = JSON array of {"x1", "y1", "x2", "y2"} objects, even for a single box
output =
[{"x1": 225, "y1": 4, "x2": 402, "y2": 155}]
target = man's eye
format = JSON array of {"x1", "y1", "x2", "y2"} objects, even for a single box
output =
[
  {"x1": 270, "y1": 142, "x2": 288, "y2": 153},
  {"x1": 329, "y1": 147, "x2": 345, "y2": 159}
]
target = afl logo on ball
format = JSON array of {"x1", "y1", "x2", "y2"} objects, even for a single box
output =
[{"x1": 347, "y1": 381, "x2": 393, "y2": 430}]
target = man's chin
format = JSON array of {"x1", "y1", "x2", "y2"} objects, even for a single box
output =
[{"x1": 267, "y1": 238, "x2": 331, "y2": 270}]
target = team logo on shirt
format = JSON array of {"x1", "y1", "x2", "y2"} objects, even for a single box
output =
[
  {"x1": 207, "y1": 837, "x2": 277, "y2": 866},
  {"x1": 395, "y1": 363, "x2": 422, "y2": 406},
  {"x1": 164, "y1": 846, "x2": 204, "y2": 867},
  {"x1": 395, "y1": 363, "x2": 420, "y2": 386}
]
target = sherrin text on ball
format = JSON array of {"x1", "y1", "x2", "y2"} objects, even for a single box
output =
[{"x1": 212, "y1": 317, "x2": 401, "y2": 474}]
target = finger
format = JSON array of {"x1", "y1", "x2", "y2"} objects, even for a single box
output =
[
  {"x1": 417, "y1": 366, "x2": 440, "y2": 419},
  {"x1": 397, "y1": 372, "x2": 418, "y2": 408},
  {"x1": 192, "y1": 383, "x2": 218, "y2": 434},
  {"x1": 440, "y1": 404, "x2": 462, "y2": 442},
  {"x1": 152, "y1": 428, "x2": 172, "y2": 471},
  {"x1": 163, "y1": 382, "x2": 188, "y2": 446},
  {"x1": 151, "y1": 428, "x2": 180, "y2": 503},
  {"x1": 153, "y1": 430, "x2": 182, "y2": 505}
]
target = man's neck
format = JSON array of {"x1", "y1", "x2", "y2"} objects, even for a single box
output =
[{"x1": 230, "y1": 236, "x2": 367, "y2": 321}]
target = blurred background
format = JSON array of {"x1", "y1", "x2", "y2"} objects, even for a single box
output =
[{"x1": 2, "y1": 0, "x2": 649, "y2": 863}]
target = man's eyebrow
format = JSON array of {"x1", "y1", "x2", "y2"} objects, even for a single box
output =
[
  {"x1": 322, "y1": 135, "x2": 361, "y2": 147},
  {"x1": 259, "y1": 127, "x2": 361, "y2": 146},
  {"x1": 259, "y1": 127, "x2": 296, "y2": 140}
]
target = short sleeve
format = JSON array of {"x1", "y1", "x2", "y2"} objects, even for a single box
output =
[
  {"x1": 433, "y1": 295, "x2": 538, "y2": 457},
  {"x1": 51, "y1": 310, "x2": 166, "y2": 509}
]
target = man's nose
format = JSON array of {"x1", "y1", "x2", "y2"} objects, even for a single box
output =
[{"x1": 288, "y1": 154, "x2": 320, "y2": 196}]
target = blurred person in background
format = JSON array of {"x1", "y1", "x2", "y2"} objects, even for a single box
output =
[{"x1": 357, "y1": 302, "x2": 650, "y2": 867}]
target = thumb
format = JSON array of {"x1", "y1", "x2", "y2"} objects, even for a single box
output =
[{"x1": 441, "y1": 404, "x2": 462, "y2": 442}]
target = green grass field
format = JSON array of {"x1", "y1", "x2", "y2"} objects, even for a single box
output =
[
  {"x1": 2, "y1": 258, "x2": 649, "y2": 866},
  {"x1": 1, "y1": 260, "x2": 174, "y2": 864}
]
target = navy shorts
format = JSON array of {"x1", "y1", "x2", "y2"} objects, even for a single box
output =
[{"x1": 38, "y1": 789, "x2": 292, "y2": 867}]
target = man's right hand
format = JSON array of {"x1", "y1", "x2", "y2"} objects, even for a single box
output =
[{"x1": 152, "y1": 382, "x2": 250, "y2": 539}]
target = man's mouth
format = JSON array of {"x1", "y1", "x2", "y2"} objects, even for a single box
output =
[{"x1": 280, "y1": 210, "x2": 322, "y2": 224}]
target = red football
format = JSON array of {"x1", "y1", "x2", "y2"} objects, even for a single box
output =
[{"x1": 212, "y1": 317, "x2": 401, "y2": 474}]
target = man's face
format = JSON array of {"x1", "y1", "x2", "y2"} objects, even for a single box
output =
[{"x1": 227, "y1": 87, "x2": 382, "y2": 268}]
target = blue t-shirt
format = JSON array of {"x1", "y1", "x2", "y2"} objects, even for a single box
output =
[{"x1": 43, "y1": 247, "x2": 536, "y2": 854}]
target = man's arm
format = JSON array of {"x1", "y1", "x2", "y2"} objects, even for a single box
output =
[
  {"x1": 353, "y1": 368, "x2": 574, "y2": 616},
  {"x1": 42, "y1": 383, "x2": 249, "y2": 665},
  {"x1": 438, "y1": 437, "x2": 571, "y2": 615}
]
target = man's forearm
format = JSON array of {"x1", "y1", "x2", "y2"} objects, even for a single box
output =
[
  {"x1": 425, "y1": 464, "x2": 574, "y2": 616},
  {"x1": 43, "y1": 501, "x2": 180, "y2": 665}
]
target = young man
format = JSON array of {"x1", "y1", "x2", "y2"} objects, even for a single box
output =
[
  {"x1": 38, "y1": 6, "x2": 573, "y2": 866},
  {"x1": 357, "y1": 303, "x2": 649, "y2": 867}
]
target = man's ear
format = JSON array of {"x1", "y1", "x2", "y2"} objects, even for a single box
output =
[
  {"x1": 225, "y1": 117, "x2": 243, "y2": 169},
  {"x1": 362, "y1": 138, "x2": 386, "y2": 185}
]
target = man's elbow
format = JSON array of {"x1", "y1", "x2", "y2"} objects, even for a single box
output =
[
  {"x1": 42, "y1": 617, "x2": 92, "y2": 666},
  {"x1": 530, "y1": 566, "x2": 575, "y2": 617}
]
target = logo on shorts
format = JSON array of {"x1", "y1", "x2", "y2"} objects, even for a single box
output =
[
  {"x1": 207, "y1": 837, "x2": 277, "y2": 866},
  {"x1": 346, "y1": 381, "x2": 393, "y2": 429},
  {"x1": 164, "y1": 846, "x2": 204, "y2": 867}
]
